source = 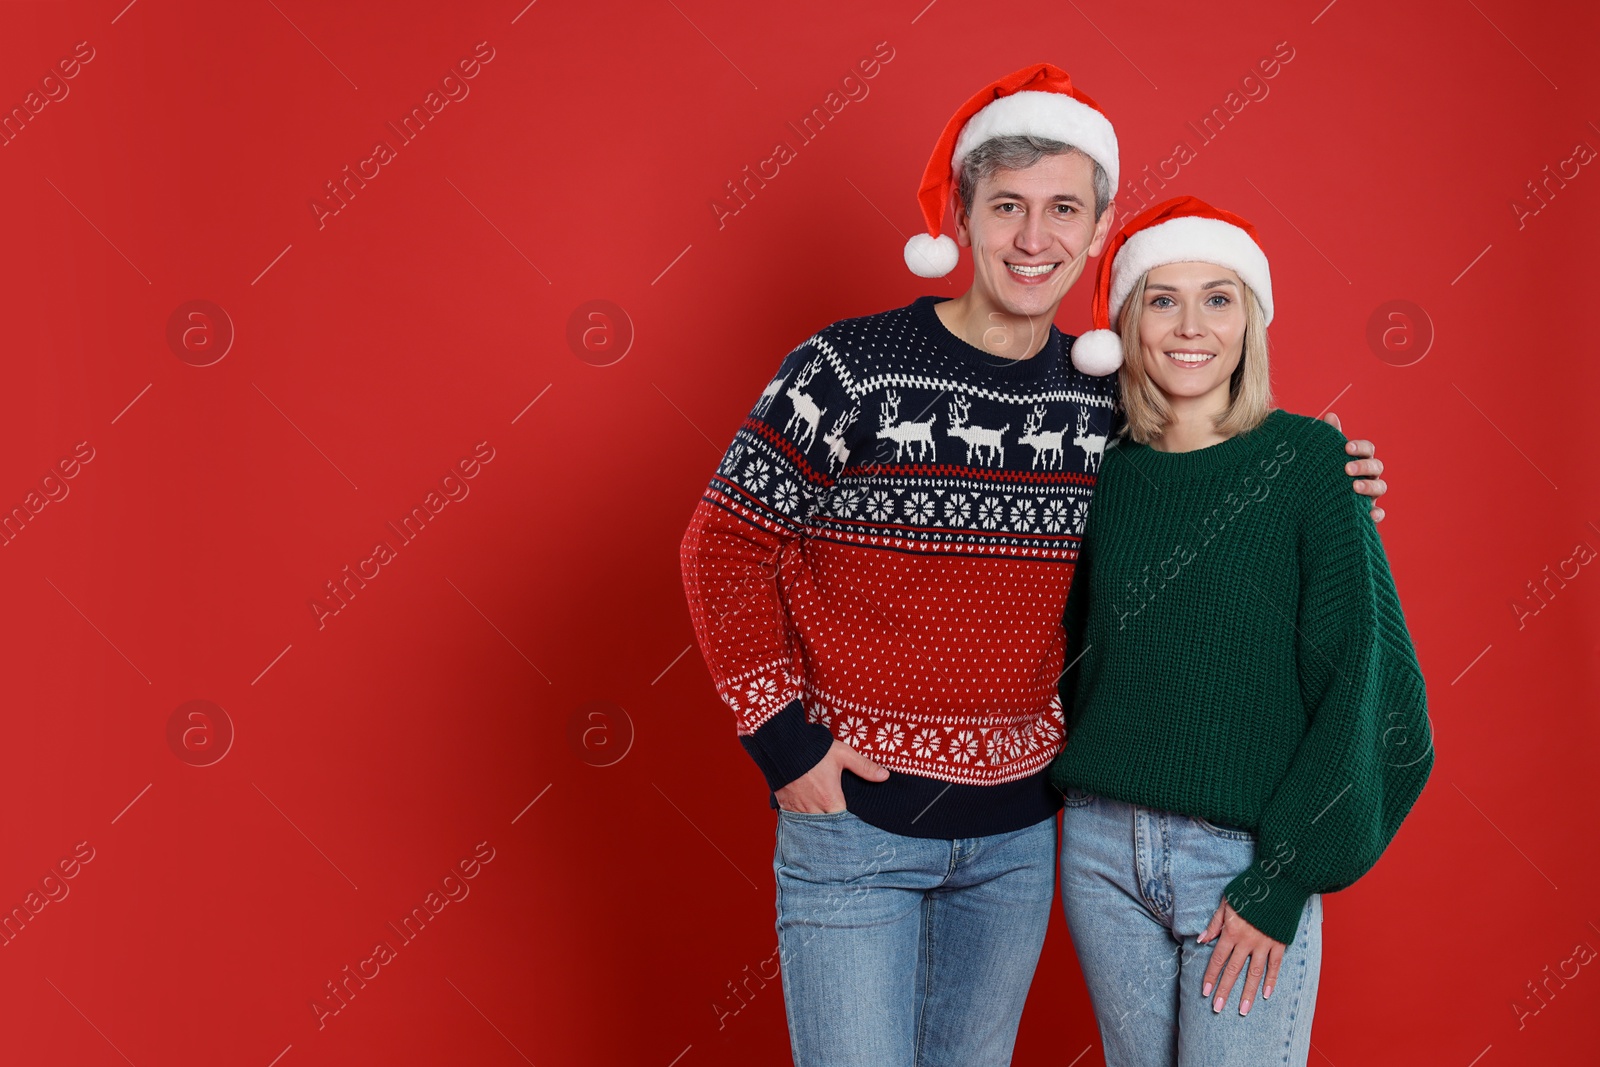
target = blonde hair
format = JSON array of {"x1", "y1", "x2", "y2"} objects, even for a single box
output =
[{"x1": 1114, "y1": 270, "x2": 1274, "y2": 445}]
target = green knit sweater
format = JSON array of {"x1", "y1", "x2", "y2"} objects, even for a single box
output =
[{"x1": 1049, "y1": 409, "x2": 1433, "y2": 944}]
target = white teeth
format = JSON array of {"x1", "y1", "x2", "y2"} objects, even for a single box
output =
[
  {"x1": 1168, "y1": 352, "x2": 1214, "y2": 364},
  {"x1": 1008, "y1": 263, "x2": 1056, "y2": 276}
]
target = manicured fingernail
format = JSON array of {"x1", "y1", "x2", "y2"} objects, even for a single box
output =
[
  {"x1": 1212, "y1": 997, "x2": 1222, "y2": 1014},
  {"x1": 1202, "y1": 982, "x2": 1213, "y2": 997},
  {"x1": 1240, "y1": 999, "x2": 1252, "y2": 1016},
  {"x1": 1264, "y1": 984, "x2": 1274, "y2": 999}
]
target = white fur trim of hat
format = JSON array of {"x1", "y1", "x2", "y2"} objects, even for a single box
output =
[
  {"x1": 951, "y1": 90, "x2": 1120, "y2": 191},
  {"x1": 1107, "y1": 216, "x2": 1274, "y2": 326}
]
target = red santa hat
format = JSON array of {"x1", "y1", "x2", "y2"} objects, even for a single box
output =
[
  {"x1": 904, "y1": 62, "x2": 1119, "y2": 280},
  {"x1": 1070, "y1": 195, "x2": 1274, "y2": 377}
]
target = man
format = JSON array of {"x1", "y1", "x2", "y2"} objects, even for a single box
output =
[{"x1": 679, "y1": 64, "x2": 1387, "y2": 1066}]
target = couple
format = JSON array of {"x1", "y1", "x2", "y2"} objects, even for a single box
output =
[{"x1": 679, "y1": 64, "x2": 1431, "y2": 1067}]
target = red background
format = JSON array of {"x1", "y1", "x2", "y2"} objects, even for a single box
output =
[{"x1": 0, "y1": 1, "x2": 1596, "y2": 1064}]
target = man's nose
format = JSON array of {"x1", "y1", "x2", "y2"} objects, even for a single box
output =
[{"x1": 1016, "y1": 213, "x2": 1050, "y2": 254}]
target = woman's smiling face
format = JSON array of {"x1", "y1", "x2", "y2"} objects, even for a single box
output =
[{"x1": 1136, "y1": 261, "x2": 1248, "y2": 407}]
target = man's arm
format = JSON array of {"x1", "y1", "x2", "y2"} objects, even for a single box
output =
[
  {"x1": 1322, "y1": 412, "x2": 1388, "y2": 522},
  {"x1": 679, "y1": 336, "x2": 885, "y2": 802}
]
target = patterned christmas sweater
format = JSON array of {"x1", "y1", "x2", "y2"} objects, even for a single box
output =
[{"x1": 679, "y1": 295, "x2": 1118, "y2": 839}]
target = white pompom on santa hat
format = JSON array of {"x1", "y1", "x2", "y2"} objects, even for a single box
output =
[
  {"x1": 904, "y1": 63, "x2": 1119, "y2": 293},
  {"x1": 1072, "y1": 195, "x2": 1275, "y2": 377}
]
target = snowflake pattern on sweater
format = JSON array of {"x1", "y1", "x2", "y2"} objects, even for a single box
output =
[{"x1": 680, "y1": 295, "x2": 1118, "y2": 792}]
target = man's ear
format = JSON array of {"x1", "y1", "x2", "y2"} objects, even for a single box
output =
[
  {"x1": 1087, "y1": 200, "x2": 1118, "y2": 258},
  {"x1": 951, "y1": 193, "x2": 973, "y2": 249}
]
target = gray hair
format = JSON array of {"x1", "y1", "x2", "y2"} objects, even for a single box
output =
[{"x1": 955, "y1": 134, "x2": 1112, "y2": 222}]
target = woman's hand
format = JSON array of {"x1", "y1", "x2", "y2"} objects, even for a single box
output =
[{"x1": 1198, "y1": 899, "x2": 1286, "y2": 1016}]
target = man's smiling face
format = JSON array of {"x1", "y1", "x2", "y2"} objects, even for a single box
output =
[{"x1": 951, "y1": 149, "x2": 1116, "y2": 323}]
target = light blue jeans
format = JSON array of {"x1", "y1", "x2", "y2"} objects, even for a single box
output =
[
  {"x1": 1059, "y1": 789, "x2": 1323, "y2": 1067},
  {"x1": 772, "y1": 808, "x2": 1057, "y2": 1066}
]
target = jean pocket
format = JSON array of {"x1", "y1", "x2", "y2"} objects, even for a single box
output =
[
  {"x1": 1061, "y1": 786, "x2": 1094, "y2": 809},
  {"x1": 776, "y1": 806, "x2": 853, "y2": 821},
  {"x1": 1191, "y1": 814, "x2": 1255, "y2": 841}
]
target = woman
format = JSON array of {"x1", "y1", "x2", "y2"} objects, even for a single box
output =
[{"x1": 1049, "y1": 196, "x2": 1433, "y2": 1066}]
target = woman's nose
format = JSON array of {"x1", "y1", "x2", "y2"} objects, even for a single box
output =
[{"x1": 1177, "y1": 304, "x2": 1205, "y2": 336}]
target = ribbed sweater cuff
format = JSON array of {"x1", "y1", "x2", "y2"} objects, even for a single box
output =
[
  {"x1": 1224, "y1": 867, "x2": 1314, "y2": 946},
  {"x1": 739, "y1": 698, "x2": 835, "y2": 792}
]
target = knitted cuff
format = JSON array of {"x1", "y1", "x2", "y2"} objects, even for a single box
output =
[
  {"x1": 1223, "y1": 867, "x2": 1314, "y2": 946},
  {"x1": 738, "y1": 698, "x2": 836, "y2": 793}
]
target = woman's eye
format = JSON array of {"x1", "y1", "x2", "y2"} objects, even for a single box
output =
[
  {"x1": 1206, "y1": 294, "x2": 1231, "y2": 307},
  {"x1": 1150, "y1": 296, "x2": 1173, "y2": 308}
]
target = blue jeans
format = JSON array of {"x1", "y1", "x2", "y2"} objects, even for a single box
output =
[
  {"x1": 1059, "y1": 790, "x2": 1323, "y2": 1067},
  {"x1": 772, "y1": 808, "x2": 1057, "y2": 1066}
]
